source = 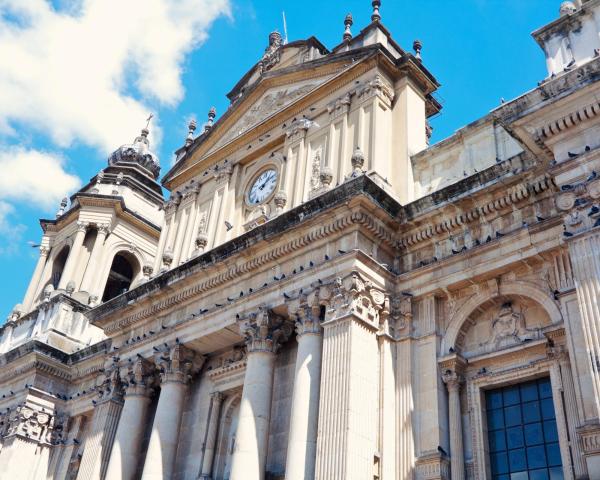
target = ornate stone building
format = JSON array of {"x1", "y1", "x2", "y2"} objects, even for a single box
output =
[{"x1": 2, "y1": 1, "x2": 600, "y2": 478}]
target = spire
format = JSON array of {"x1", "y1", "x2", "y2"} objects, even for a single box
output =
[
  {"x1": 107, "y1": 118, "x2": 160, "y2": 179},
  {"x1": 371, "y1": 0, "x2": 381, "y2": 22},
  {"x1": 204, "y1": 107, "x2": 216, "y2": 133},
  {"x1": 343, "y1": 13, "x2": 353, "y2": 41}
]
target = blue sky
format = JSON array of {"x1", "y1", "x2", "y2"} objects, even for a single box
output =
[{"x1": 0, "y1": 0, "x2": 557, "y2": 320}]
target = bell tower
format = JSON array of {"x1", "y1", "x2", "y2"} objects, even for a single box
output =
[{"x1": 2, "y1": 126, "x2": 164, "y2": 353}]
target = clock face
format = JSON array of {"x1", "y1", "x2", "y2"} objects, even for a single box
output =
[{"x1": 248, "y1": 169, "x2": 278, "y2": 206}]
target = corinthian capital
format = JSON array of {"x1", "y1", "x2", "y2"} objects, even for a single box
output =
[
  {"x1": 155, "y1": 343, "x2": 204, "y2": 384},
  {"x1": 287, "y1": 292, "x2": 322, "y2": 337},
  {"x1": 123, "y1": 357, "x2": 155, "y2": 397},
  {"x1": 238, "y1": 305, "x2": 293, "y2": 353},
  {"x1": 442, "y1": 369, "x2": 463, "y2": 392}
]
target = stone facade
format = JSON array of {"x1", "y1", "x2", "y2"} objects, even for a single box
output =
[{"x1": 2, "y1": 1, "x2": 600, "y2": 479}]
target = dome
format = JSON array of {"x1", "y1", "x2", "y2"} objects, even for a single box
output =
[{"x1": 108, "y1": 127, "x2": 160, "y2": 179}]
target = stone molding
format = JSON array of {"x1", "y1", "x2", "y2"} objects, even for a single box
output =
[
  {"x1": 206, "y1": 347, "x2": 247, "y2": 381},
  {"x1": 537, "y1": 98, "x2": 600, "y2": 140},
  {"x1": 238, "y1": 306, "x2": 293, "y2": 353},
  {"x1": 415, "y1": 452, "x2": 450, "y2": 480},
  {"x1": 101, "y1": 208, "x2": 394, "y2": 333},
  {"x1": 578, "y1": 423, "x2": 600, "y2": 456},
  {"x1": 398, "y1": 174, "x2": 552, "y2": 248}
]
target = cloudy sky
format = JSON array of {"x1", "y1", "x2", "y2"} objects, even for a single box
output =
[{"x1": 0, "y1": 0, "x2": 556, "y2": 319}]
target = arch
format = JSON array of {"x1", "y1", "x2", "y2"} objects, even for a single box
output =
[
  {"x1": 101, "y1": 251, "x2": 140, "y2": 302},
  {"x1": 50, "y1": 245, "x2": 71, "y2": 289},
  {"x1": 441, "y1": 281, "x2": 563, "y2": 355}
]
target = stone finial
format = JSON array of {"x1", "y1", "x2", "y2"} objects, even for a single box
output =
[
  {"x1": 413, "y1": 39, "x2": 422, "y2": 60},
  {"x1": 56, "y1": 197, "x2": 68, "y2": 218},
  {"x1": 65, "y1": 281, "x2": 76, "y2": 295},
  {"x1": 274, "y1": 190, "x2": 287, "y2": 215},
  {"x1": 162, "y1": 248, "x2": 174, "y2": 269},
  {"x1": 343, "y1": 13, "x2": 353, "y2": 41},
  {"x1": 559, "y1": 1, "x2": 576, "y2": 16},
  {"x1": 7, "y1": 305, "x2": 23, "y2": 323},
  {"x1": 351, "y1": 147, "x2": 365, "y2": 176},
  {"x1": 320, "y1": 166, "x2": 333, "y2": 188},
  {"x1": 194, "y1": 231, "x2": 209, "y2": 254},
  {"x1": 42, "y1": 284, "x2": 54, "y2": 302},
  {"x1": 204, "y1": 107, "x2": 216, "y2": 133},
  {"x1": 142, "y1": 264, "x2": 153, "y2": 280},
  {"x1": 371, "y1": 0, "x2": 381, "y2": 22},
  {"x1": 185, "y1": 119, "x2": 197, "y2": 146}
]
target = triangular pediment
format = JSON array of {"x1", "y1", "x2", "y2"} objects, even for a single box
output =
[{"x1": 207, "y1": 78, "x2": 330, "y2": 154}]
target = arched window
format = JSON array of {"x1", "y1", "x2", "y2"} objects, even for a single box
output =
[
  {"x1": 51, "y1": 246, "x2": 70, "y2": 289},
  {"x1": 101, "y1": 252, "x2": 139, "y2": 302}
]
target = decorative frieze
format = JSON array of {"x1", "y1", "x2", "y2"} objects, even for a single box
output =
[{"x1": 556, "y1": 175, "x2": 600, "y2": 236}]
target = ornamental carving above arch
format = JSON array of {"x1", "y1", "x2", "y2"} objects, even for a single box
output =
[{"x1": 441, "y1": 281, "x2": 563, "y2": 357}]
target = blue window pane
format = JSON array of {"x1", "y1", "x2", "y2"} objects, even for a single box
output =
[
  {"x1": 543, "y1": 420, "x2": 559, "y2": 443},
  {"x1": 505, "y1": 405, "x2": 522, "y2": 427},
  {"x1": 541, "y1": 398, "x2": 555, "y2": 420},
  {"x1": 523, "y1": 401, "x2": 541, "y2": 424},
  {"x1": 527, "y1": 445, "x2": 548, "y2": 469},
  {"x1": 546, "y1": 443, "x2": 561, "y2": 467},
  {"x1": 491, "y1": 452, "x2": 509, "y2": 474},
  {"x1": 509, "y1": 448, "x2": 527, "y2": 471},
  {"x1": 504, "y1": 386, "x2": 521, "y2": 406},
  {"x1": 521, "y1": 382, "x2": 539, "y2": 402},
  {"x1": 530, "y1": 469, "x2": 550, "y2": 480},
  {"x1": 538, "y1": 378, "x2": 552, "y2": 399},
  {"x1": 489, "y1": 409, "x2": 505, "y2": 430},
  {"x1": 490, "y1": 429, "x2": 507, "y2": 452},
  {"x1": 494, "y1": 476, "x2": 510, "y2": 480},
  {"x1": 549, "y1": 466, "x2": 564, "y2": 479},
  {"x1": 507, "y1": 426, "x2": 524, "y2": 449},
  {"x1": 511, "y1": 472, "x2": 528, "y2": 480},
  {"x1": 488, "y1": 390, "x2": 504, "y2": 409},
  {"x1": 524, "y1": 423, "x2": 544, "y2": 446}
]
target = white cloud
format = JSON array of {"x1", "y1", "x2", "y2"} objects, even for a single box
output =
[
  {"x1": 0, "y1": 0, "x2": 231, "y2": 153},
  {"x1": 0, "y1": 201, "x2": 26, "y2": 256},
  {"x1": 0, "y1": 147, "x2": 81, "y2": 209}
]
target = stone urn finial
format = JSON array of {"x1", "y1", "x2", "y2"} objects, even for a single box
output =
[
  {"x1": 274, "y1": 190, "x2": 288, "y2": 215},
  {"x1": 162, "y1": 248, "x2": 174, "y2": 269},
  {"x1": 351, "y1": 147, "x2": 365, "y2": 176},
  {"x1": 320, "y1": 166, "x2": 333, "y2": 189}
]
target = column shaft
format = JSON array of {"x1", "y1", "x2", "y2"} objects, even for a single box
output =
[
  {"x1": 229, "y1": 351, "x2": 276, "y2": 480},
  {"x1": 22, "y1": 246, "x2": 50, "y2": 311},
  {"x1": 105, "y1": 389, "x2": 152, "y2": 480},
  {"x1": 140, "y1": 380, "x2": 187, "y2": 480},
  {"x1": 76, "y1": 398, "x2": 123, "y2": 480},
  {"x1": 80, "y1": 227, "x2": 108, "y2": 295},
  {"x1": 397, "y1": 338, "x2": 415, "y2": 479},
  {"x1": 444, "y1": 374, "x2": 465, "y2": 480},
  {"x1": 285, "y1": 331, "x2": 323, "y2": 480},
  {"x1": 58, "y1": 223, "x2": 87, "y2": 290},
  {"x1": 199, "y1": 392, "x2": 224, "y2": 479}
]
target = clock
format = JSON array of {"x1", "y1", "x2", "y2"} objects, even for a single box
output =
[{"x1": 247, "y1": 168, "x2": 278, "y2": 206}]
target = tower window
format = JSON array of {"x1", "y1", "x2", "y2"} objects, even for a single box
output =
[
  {"x1": 102, "y1": 253, "x2": 137, "y2": 302},
  {"x1": 51, "y1": 246, "x2": 70, "y2": 289}
]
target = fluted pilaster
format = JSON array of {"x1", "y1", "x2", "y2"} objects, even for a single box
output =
[{"x1": 199, "y1": 391, "x2": 224, "y2": 479}]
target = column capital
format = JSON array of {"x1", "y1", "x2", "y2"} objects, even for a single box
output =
[
  {"x1": 76, "y1": 221, "x2": 89, "y2": 233},
  {"x1": 210, "y1": 391, "x2": 225, "y2": 404},
  {"x1": 95, "y1": 363, "x2": 126, "y2": 404},
  {"x1": 324, "y1": 272, "x2": 389, "y2": 330},
  {"x1": 287, "y1": 291, "x2": 323, "y2": 337},
  {"x1": 4, "y1": 402, "x2": 65, "y2": 446},
  {"x1": 96, "y1": 223, "x2": 111, "y2": 236},
  {"x1": 39, "y1": 245, "x2": 50, "y2": 257},
  {"x1": 155, "y1": 343, "x2": 204, "y2": 384},
  {"x1": 442, "y1": 370, "x2": 464, "y2": 392},
  {"x1": 238, "y1": 305, "x2": 293, "y2": 353},
  {"x1": 122, "y1": 357, "x2": 155, "y2": 397}
]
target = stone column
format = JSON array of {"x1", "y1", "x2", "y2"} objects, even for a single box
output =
[
  {"x1": 55, "y1": 416, "x2": 86, "y2": 480},
  {"x1": 442, "y1": 368, "x2": 465, "y2": 480},
  {"x1": 314, "y1": 274, "x2": 384, "y2": 480},
  {"x1": 141, "y1": 344, "x2": 201, "y2": 480},
  {"x1": 105, "y1": 359, "x2": 154, "y2": 480},
  {"x1": 229, "y1": 306, "x2": 292, "y2": 480},
  {"x1": 22, "y1": 245, "x2": 50, "y2": 311},
  {"x1": 58, "y1": 221, "x2": 88, "y2": 290},
  {"x1": 285, "y1": 293, "x2": 323, "y2": 480},
  {"x1": 76, "y1": 368, "x2": 124, "y2": 480},
  {"x1": 199, "y1": 391, "x2": 224, "y2": 479},
  {"x1": 80, "y1": 225, "x2": 109, "y2": 295}
]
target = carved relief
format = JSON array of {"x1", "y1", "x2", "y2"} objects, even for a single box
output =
[
  {"x1": 238, "y1": 306, "x2": 293, "y2": 353},
  {"x1": 556, "y1": 177, "x2": 600, "y2": 236},
  {"x1": 4, "y1": 403, "x2": 65, "y2": 445}
]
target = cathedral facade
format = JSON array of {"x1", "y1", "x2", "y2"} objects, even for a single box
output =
[{"x1": 2, "y1": 1, "x2": 600, "y2": 479}]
